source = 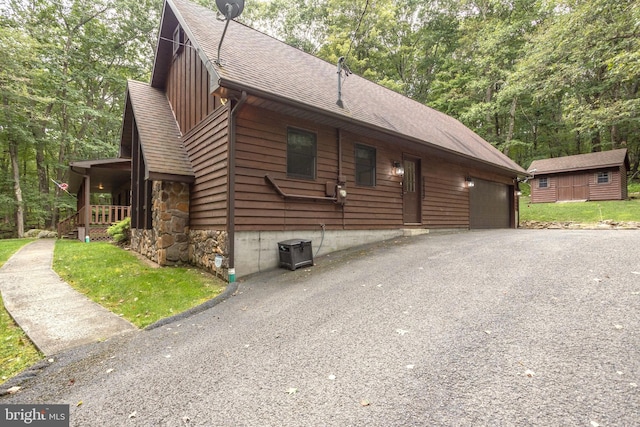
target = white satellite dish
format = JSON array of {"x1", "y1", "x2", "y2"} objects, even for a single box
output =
[{"x1": 215, "y1": 0, "x2": 245, "y2": 65}]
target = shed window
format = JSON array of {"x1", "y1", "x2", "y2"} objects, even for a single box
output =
[
  {"x1": 287, "y1": 128, "x2": 317, "y2": 180},
  {"x1": 539, "y1": 177, "x2": 548, "y2": 188},
  {"x1": 597, "y1": 171, "x2": 610, "y2": 184},
  {"x1": 355, "y1": 144, "x2": 376, "y2": 186}
]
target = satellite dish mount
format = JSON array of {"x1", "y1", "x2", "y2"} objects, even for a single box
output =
[{"x1": 215, "y1": 0, "x2": 245, "y2": 65}]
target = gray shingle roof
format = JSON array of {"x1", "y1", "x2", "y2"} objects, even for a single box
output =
[
  {"x1": 528, "y1": 149, "x2": 628, "y2": 175},
  {"x1": 163, "y1": 0, "x2": 525, "y2": 175},
  {"x1": 127, "y1": 80, "x2": 194, "y2": 179}
]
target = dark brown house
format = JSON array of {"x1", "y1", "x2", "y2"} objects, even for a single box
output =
[
  {"x1": 527, "y1": 149, "x2": 629, "y2": 203},
  {"x1": 65, "y1": 0, "x2": 526, "y2": 280}
]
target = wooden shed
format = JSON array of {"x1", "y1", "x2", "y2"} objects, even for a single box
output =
[
  {"x1": 64, "y1": 0, "x2": 526, "y2": 279},
  {"x1": 527, "y1": 149, "x2": 629, "y2": 203}
]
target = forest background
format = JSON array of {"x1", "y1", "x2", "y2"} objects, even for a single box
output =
[{"x1": 1, "y1": 0, "x2": 638, "y2": 236}]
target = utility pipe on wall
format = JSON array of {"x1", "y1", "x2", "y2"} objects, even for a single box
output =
[{"x1": 226, "y1": 90, "x2": 247, "y2": 280}]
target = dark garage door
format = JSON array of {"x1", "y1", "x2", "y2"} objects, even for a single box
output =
[{"x1": 470, "y1": 178, "x2": 511, "y2": 229}]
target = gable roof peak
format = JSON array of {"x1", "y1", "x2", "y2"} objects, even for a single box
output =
[{"x1": 155, "y1": 0, "x2": 525, "y2": 175}]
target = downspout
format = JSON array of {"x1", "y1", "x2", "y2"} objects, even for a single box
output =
[
  {"x1": 337, "y1": 128, "x2": 346, "y2": 228},
  {"x1": 227, "y1": 90, "x2": 248, "y2": 280}
]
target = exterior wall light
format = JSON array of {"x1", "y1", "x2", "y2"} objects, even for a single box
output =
[
  {"x1": 516, "y1": 190, "x2": 522, "y2": 196},
  {"x1": 465, "y1": 177, "x2": 475, "y2": 188},
  {"x1": 392, "y1": 161, "x2": 405, "y2": 177}
]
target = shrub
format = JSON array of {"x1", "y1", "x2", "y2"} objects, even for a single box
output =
[{"x1": 107, "y1": 217, "x2": 131, "y2": 245}]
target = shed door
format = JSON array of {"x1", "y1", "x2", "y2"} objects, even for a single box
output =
[
  {"x1": 403, "y1": 157, "x2": 421, "y2": 224},
  {"x1": 558, "y1": 174, "x2": 588, "y2": 201},
  {"x1": 469, "y1": 178, "x2": 511, "y2": 229}
]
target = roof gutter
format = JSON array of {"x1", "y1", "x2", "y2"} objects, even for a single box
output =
[
  {"x1": 226, "y1": 90, "x2": 247, "y2": 279},
  {"x1": 216, "y1": 80, "x2": 526, "y2": 177}
]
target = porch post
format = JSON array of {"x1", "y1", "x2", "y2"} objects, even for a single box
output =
[{"x1": 84, "y1": 174, "x2": 91, "y2": 240}]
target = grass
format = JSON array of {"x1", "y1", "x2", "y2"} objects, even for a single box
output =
[
  {"x1": 519, "y1": 182, "x2": 640, "y2": 224},
  {"x1": 1, "y1": 238, "x2": 225, "y2": 384},
  {"x1": 0, "y1": 239, "x2": 42, "y2": 384},
  {"x1": 53, "y1": 240, "x2": 226, "y2": 329},
  {"x1": 0, "y1": 239, "x2": 34, "y2": 269}
]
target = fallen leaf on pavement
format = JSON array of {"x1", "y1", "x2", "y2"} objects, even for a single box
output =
[
  {"x1": 360, "y1": 399, "x2": 371, "y2": 406},
  {"x1": 286, "y1": 388, "x2": 297, "y2": 395},
  {"x1": 7, "y1": 386, "x2": 21, "y2": 394}
]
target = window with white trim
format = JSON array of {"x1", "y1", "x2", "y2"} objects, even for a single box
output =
[
  {"x1": 596, "y1": 171, "x2": 610, "y2": 184},
  {"x1": 538, "y1": 177, "x2": 548, "y2": 188}
]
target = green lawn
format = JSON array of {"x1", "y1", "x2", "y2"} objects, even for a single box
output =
[
  {"x1": 0, "y1": 239, "x2": 42, "y2": 384},
  {"x1": 53, "y1": 240, "x2": 225, "y2": 329},
  {"x1": 1, "y1": 238, "x2": 226, "y2": 384},
  {"x1": 519, "y1": 182, "x2": 640, "y2": 224},
  {"x1": 520, "y1": 197, "x2": 640, "y2": 223}
]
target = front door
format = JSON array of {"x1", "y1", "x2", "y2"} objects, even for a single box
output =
[{"x1": 403, "y1": 157, "x2": 421, "y2": 224}]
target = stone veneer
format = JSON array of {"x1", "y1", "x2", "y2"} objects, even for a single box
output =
[
  {"x1": 189, "y1": 229, "x2": 228, "y2": 278},
  {"x1": 131, "y1": 181, "x2": 190, "y2": 266},
  {"x1": 130, "y1": 180, "x2": 228, "y2": 278}
]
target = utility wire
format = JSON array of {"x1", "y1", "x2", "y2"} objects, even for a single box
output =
[{"x1": 344, "y1": 0, "x2": 370, "y2": 66}]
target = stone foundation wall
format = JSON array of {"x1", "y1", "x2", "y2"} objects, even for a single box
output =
[
  {"x1": 155, "y1": 181, "x2": 190, "y2": 265},
  {"x1": 131, "y1": 228, "x2": 157, "y2": 263},
  {"x1": 189, "y1": 229, "x2": 228, "y2": 277},
  {"x1": 131, "y1": 181, "x2": 190, "y2": 266}
]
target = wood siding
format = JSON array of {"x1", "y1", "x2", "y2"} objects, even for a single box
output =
[
  {"x1": 588, "y1": 168, "x2": 623, "y2": 201},
  {"x1": 531, "y1": 168, "x2": 625, "y2": 203},
  {"x1": 234, "y1": 107, "x2": 346, "y2": 231},
  {"x1": 183, "y1": 107, "x2": 230, "y2": 229},
  {"x1": 530, "y1": 176, "x2": 558, "y2": 203},
  {"x1": 422, "y1": 161, "x2": 469, "y2": 228},
  {"x1": 233, "y1": 104, "x2": 516, "y2": 232},
  {"x1": 165, "y1": 35, "x2": 219, "y2": 135}
]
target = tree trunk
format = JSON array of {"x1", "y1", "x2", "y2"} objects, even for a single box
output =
[
  {"x1": 503, "y1": 96, "x2": 517, "y2": 156},
  {"x1": 9, "y1": 139, "x2": 24, "y2": 238},
  {"x1": 35, "y1": 141, "x2": 51, "y2": 228},
  {"x1": 610, "y1": 125, "x2": 619, "y2": 149}
]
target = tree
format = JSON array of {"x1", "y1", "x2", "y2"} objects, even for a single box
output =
[
  {"x1": 0, "y1": 0, "x2": 161, "y2": 234},
  {"x1": 505, "y1": 0, "x2": 639, "y2": 168}
]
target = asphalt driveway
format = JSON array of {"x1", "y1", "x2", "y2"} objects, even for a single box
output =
[{"x1": 3, "y1": 229, "x2": 639, "y2": 426}]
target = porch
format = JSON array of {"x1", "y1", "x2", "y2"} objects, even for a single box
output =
[
  {"x1": 58, "y1": 205, "x2": 130, "y2": 241},
  {"x1": 63, "y1": 158, "x2": 132, "y2": 241}
]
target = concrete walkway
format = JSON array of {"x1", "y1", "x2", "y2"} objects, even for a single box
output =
[{"x1": 0, "y1": 239, "x2": 137, "y2": 356}]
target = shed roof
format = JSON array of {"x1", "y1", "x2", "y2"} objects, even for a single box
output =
[
  {"x1": 528, "y1": 149, "x2": 629, "y2": 175},
  {"x1": 125, "y1": 80, "x2": 194, "y2": 180},
  {"x1": 152, "y1": 0, "x2": 524, "y2": 175}
]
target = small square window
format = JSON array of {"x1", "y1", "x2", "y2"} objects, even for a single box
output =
[
  {"x1": 539, "y1": 177, "x2": 548, "y2": 188},
  {"x1": 355, "y1": 144, "x2": 376, "y2": 186},
  {"x1": 597, "y1": 171, "x2": 610, "y2": 184},
  {"x1": 287, "y1": 128, "x2": 317, "y2": 180}
]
